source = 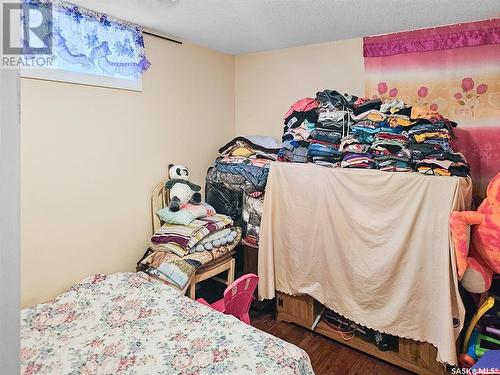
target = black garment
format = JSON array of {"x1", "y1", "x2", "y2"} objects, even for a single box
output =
[
  {"x1": 409, "y1": 143, "x2": 444, "y2": 159},
  {"x1": 440, "y1": 119, "x2": 458, "y2": 139},
  {"x1": 205, "y1": 181, "x2": 244, "y2": 229},
  {"x1": 295, "y1": 140, "x2": 310, "y2": 148},
  {"x1": 316, "y1": 89, "x2": 356, "y2": 109},
  {"x1": 416, "y1": 162, "x2": 470, "y2": 177},
  {"x1": 448, "y1": 165, "x2": 470, "y2": 177},
  {"x1": 352, "y1": 98, "x2": 382, "y2": 115},
  {"x1": 409, "y1": 124, "x2": 449, "y2": 135},
  {"x1": 390, "y1": 106, "x2": 412, "y2": 117},
  {"x1": 284, "y1": 109, "x2": 319, "y2": 129},
  {"x1": 311, "y1": 155, "x2": 343, "y2": 163},
  {"x1": 411, "y1": 118, "x2": 433, "y2": 126},
  {"x1": 420, "y1": 152, "x2": 467, "y2": 163},
  {"x1": 316, "y1": 121, "x2": 345, "y2": 131}
]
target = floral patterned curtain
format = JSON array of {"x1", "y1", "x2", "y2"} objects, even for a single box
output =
[
  {"x1": 23, "y1": 0, "x2": 151, "y2": 79},
  {"x1": 364, "y1": 19, "x2": 500, "y2": 196}
]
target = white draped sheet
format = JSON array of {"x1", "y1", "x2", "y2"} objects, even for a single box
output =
[{"x1": 259, "y1": 162, "x2": 472, "y2": 365}]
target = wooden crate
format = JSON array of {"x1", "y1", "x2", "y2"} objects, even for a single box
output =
[
  {"x1": 276, "y1": 292, "x2": 448, "y2": 375},
  {"x1": 242, "y1": 245, "x2": 259, "y2": 275},
  {"x1": 399, "y1": 338, "x2": 446, "y2": 374},
  {"x1": 276, "y1": 292, "x2": 323, "y2": 329}
]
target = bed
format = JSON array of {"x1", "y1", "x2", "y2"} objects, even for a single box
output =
[{"x1": 21, "y1": 272, "x2": 314, "y2": 375}]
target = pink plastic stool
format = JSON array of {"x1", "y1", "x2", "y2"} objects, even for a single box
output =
[{"x1": 197, "y1": 273, "x2": 259, "y2": 324}]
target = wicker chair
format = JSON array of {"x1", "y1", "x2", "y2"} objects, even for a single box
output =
[{"x1": 151, "y1": 181, "x2": 235, "y2": 299}]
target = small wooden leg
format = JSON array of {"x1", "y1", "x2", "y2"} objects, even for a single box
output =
[
  {"x1": 189, "y1": 280, "x2": 196, "y2": 300},
  {"x1": 227, "y1": 259, "x2": 235, "y2": 286}
]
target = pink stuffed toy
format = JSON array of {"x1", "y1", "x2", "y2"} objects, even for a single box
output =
[{"x1": 450, "y1": 172, "x2": 500, "y2": 293}]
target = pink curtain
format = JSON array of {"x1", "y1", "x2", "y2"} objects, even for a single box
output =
[{"x1": 364, "y1": 19, "x2": 500, "y2": 196}]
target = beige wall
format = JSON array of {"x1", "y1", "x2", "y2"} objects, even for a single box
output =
[
  {"x1": 21, "y1": 36, "x2": 235, "y2": 307},
  {"x1": 235, "y1": 38, "x2": 364, "y2": 139},
  {"x1": 21, "y1": 35, "x2": 366, "y2": 308}
]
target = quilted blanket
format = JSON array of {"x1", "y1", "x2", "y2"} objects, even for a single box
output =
[
  {"x1": 150, "y1": 214, "x2": 234, "y2": 256},
  {"x1": 142, "y1": 227, "x2": 242, "y2": 291},
  {"x1": 21, "y1": 273, "x2": 313, "y2": 375}
]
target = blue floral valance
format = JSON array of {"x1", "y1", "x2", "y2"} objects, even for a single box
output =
[{"x1": 23, "y1": 0, "x2": 151, "y2": 78}]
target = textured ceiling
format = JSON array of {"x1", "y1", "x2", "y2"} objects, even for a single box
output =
[{"x1": 71, "y1": 0, "x2": 500, "y2": 55}]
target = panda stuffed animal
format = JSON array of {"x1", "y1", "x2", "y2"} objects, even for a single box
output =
[{"x1": 165, "y1": 164, "x2": 202, "y2": 212}]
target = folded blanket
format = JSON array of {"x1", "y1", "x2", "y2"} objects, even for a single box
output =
[
  {"x1": 218, "y1": 156, "x2": 272, "y2": 167},
  {"x1": 218, "y1": 137, "x2": 280, "y2": 157},
  {"x1": 215, "y1": 161, "x2": 270, "y2": 192},
  {"x1": 143, "y1": 227, "x2": 242, "y2": 291},
  {"x1": 150, "y1": 214, "x2": 234, "y2": 257},
  {"x1": 157, "y1": 203, "x2": 216, "y2": 225}
]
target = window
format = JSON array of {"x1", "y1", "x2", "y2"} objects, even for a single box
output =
[{"x1": 21, "y1": 0, "x2": 151, "y2": 91}]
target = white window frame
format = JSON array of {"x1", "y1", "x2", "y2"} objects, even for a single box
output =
[{"x1": 20, "y1": 67, "x2": 143, "y2": 91}]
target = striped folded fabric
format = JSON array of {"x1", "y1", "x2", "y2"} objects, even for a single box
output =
[
  {"x1": 150, "y1": 214, "x2": 234, "y2": 257},
  {"x1": 144, "y1": 227, "x2": 242, "y2": 291}
]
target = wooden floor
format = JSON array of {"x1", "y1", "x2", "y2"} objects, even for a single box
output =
[
  {"x1": 197, "y1": 279, "x2": 411, "y2": 375},
  {"x1": 250, "y1": 310, "x2": 411, "y2": 375}
]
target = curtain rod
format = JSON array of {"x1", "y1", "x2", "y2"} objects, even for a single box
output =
[{"x1": 143, "y1": 29, "x2": 182, "y2": 45}]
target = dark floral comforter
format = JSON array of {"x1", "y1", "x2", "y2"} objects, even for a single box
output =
[{"x1": 21, "y1": 272, "x2": 314, "y2": 375}]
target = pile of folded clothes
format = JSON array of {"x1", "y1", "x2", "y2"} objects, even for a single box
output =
[
  {"x1": 279, "y1": 97, "x2": 319, "y2": 163},
  {"x1": 315, "y1": 89, "x2": 354, "y2": 135},
  {"x1": 371, "y1": 131, "x2": 412, "y2": 172},
  {"x1": 138, "y1": 202, "x2": 242, "y2": 292},
  {"x1": 279, "y1": 140, "x2": 309, "y2": 163},
  {"x1": 150, "y1": 213, "x2": 236, "y2": 256},
  {"x1": 408, "y1": 122, "x2": 470, "y2": 177},
  {"x1": 278, "y1": 91, "x2": 358, "y2": 167},
  {"x1": 341, "y1": 153, "x2": 377, "y2": 169},
  {"x1": 381, "y1": 103, "x2": 470, "y2": 176},
  {"x1": 308, "y1": 137, "x2": 343, "y2": 167},
  {"x1": 337, "y1": 101, "x2": 383, "y2": 170},
  {"x1": 347, "y1": 98, "x2": 412, "y2": 171},
  {"x1": 277, "y1": 89, "x2": 470, "y2": 177},
  {"x1": 241, "y1": 193, "x2": 264, "y2": 248},
  {"x1": 339, "y1": 134, "x2": 376, "y2": 169},
  {"x1": 309, "y1": 90, "x2": 355, "y2": 167},
  {"x1": 206, "y1": 136, "x2": 280, "y2": 248}
]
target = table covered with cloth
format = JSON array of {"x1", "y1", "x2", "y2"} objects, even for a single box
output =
[{"x1": 258, "y1": 162, "x2": 472, "y2": 366}]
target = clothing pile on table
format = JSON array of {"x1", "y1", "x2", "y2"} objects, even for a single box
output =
[
  {"x1": 279, "y1": 98, "x2": 318, "y2": 163},
  {"x1": 206, "y1": 136, "x2": 280, "y2": 248},
  {"x1": 371, "y1": 131, "x2": 411, "y2": 172},
  {"x1": 310, "y1": 90, "x2": 355, "y2": 167},
  {"x1": 277, "y1": 90, "x2": 470, "y2": 177},
  {"x1": 407, "y1": 107, "x2": 470, "y2": 177},
  {"x1": 345, "y1": 99, "x2": 413, "y2": 171}
]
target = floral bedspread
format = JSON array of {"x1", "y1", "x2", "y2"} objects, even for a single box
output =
[{"x1": 21, "y1": 272, "x2": 314, "y2": 375}]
